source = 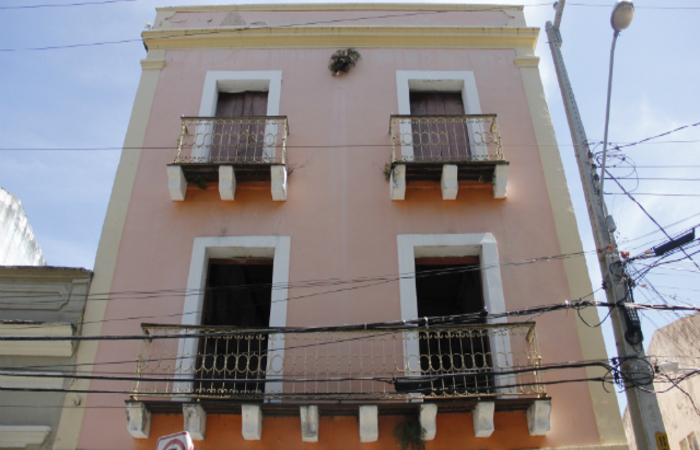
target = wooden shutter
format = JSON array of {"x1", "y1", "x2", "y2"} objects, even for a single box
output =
[
  {"x1": 409, "y1": 92, "x2": 470, "y2": 161},
  {"x1": 211, "y1": 92, "x2": 269, "y2": 163}
]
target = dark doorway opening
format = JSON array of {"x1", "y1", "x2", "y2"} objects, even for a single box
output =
[
  {"x1": 414, "y1": 256, "x2": 493, "y2": 395},
  {"x1": 196, "y1": 258, "x2": 273, "y2": 397}
]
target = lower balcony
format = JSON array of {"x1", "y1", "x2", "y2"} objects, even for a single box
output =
[
  {"x1": 131, "y1": 322, "x2": 544, "y2": 403},
  {"x1": 166, "y1": 116, "x2": 289, "y2": 201},
  {"x1": 389, "y1": 114, "x2": 509, "y2": 200},
  {"x1": 127, "y1": 322, "x2": 551, "y2": 441}
]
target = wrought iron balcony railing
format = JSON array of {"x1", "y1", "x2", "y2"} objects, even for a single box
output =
[
  {"x1": 390, "y1": 114, "x2": 503, "y2": 164},
  {"x1": 174, "y1": 116, "x2": 288, "y2": 165},
  {"x1": 131, "y1": 322, "x2": 544, "y2": 401}
]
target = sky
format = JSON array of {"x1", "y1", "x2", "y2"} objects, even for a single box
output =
[{"x1": 1, "y1": 0, "x2": 699, "y2": 414}]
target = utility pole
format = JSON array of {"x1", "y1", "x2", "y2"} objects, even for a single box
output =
[{"x1": 546, "y1": 3, "x2": 668, "y2": 450}]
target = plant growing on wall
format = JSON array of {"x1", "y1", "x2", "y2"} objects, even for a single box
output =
[
  {"x1": 328, "y1": 48, "x2": 361, "y2": 76},
  {"x1": 392, "y1": 414, "x2": 426, "y2": 450}
]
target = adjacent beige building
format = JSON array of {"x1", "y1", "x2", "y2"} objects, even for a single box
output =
[
  {"x1": 623, "y1": 314, "x2": 700, "y2": 450},
  {"x1": 0, "y1": 266, "x2": 92, "y2": 449}
]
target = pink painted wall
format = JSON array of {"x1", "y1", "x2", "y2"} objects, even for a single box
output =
[{"x1": 77, "y1": 8, "x2": 601, "y2": 449}]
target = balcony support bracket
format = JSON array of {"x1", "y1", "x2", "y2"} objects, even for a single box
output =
[
  {"x1": 420, "y1": 404, "x2": 438, "y2": 440},
  {"x1": 183, "y1": 404, "x2": 206, "y2": 440},
  {"x1": 242, "y1": 404, "x2": 263, "y2": 440},
  {"x1": 441, "y1": 164, "x2": 459, "y2": 200},
  {"x1": 219, "y1": 166, "x2": 236, "y2": 201},
  {"x1": 390, "y1": 165, "x2": 406, "y2": 201},
  {"x1": 526, "y1": 399, "x2": 551, "y2": 436},
  {"x1": 493, "y1": 164, "x2": 509, "y2": 199},
  {"x1": 271, "y1": 165, "x2": 287, "y2": 201},
  {"x1": 126, "y1": 402, "x2": 151, "y2": 439},
  {"x1": 472, "y1": 401, "x2": 495, "y2": 438},
  {"x1": 167, "y1": 165, "x2": 187, "y2": 201},
  {"x1": 300, "y1": 405, "x2": 319, "y2": 442},
  {"x1": 359, "y1": 405, "x2": 379, "y2": 442}
]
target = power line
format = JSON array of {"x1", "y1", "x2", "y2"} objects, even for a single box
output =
[
  {"x1": 614, "y1": 121, "x2": 700, "y2": 150},
  {"x1": 606, "y1": 193, "x2": 700, "y2": 197},
  {"x1": 0, "y1": 8, "x2": 524, "y2": 52},
  {"x1": 1, "y1": 140, "x2": 698, "y2": 152},
  {"x1": 0, "y1": 0, "x2": 136, "y2": 9},
  {"x1": 609, "y1": 177, "x2": 700, "y2": 182},
  {"x1": 0, "y1": 250, "x2": 601, "y2": 328},
  {"x1": 4, "y1": 3, "x2": 700, "y2": 52},
  {"x1": 605, "y1": 171, "x2": 700, "y2": 271},
  {"x1": 1, "y1": 300, "x2": 698, "y2": 343},
  {"x1": 0, "y1": 248, "x2": 596, "y2": 305}
]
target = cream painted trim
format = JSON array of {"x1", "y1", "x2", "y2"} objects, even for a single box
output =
[
  {"x1": 396, "y1": 71, "x2": 485, "y2": 158},
  {"x1": 517, "y1": 62, "x2": 626, "y2": 444},
  {"x1": 514, "y1": 56, "x2": 540, "y2": 67},
  {"x1": 181, "y1": 236, "x2": 291, "y2": 327},
  {"x1": 194, "y1": 71, "x2": 283, "y2": 161},
  {"x1": 52, "y1": 52, "x2": 163, "y2": 450},
  {"x1": 396, "y1": 234, "x2": 505, "y2": 321},
  {"x1": 140, "y1": 59, "x2": 166, "y2": 70},
  {"x1": 0, "y1": 372, "x2": 64, "y2": 389},
  {"x1": 0, "y1": 323, "x2": 73, "y2": 357},
  {"x1": 396, "y1": 233, "x2": 514, "y2": 390},
  {"x1": 177, "y1": 236, "x2": 291, "y2": 397},
  {"x1": 142, "y1": 26, "x2": 538, "y2": 51},
  {"x1": 396, "y1": 71, "x2": 482, "y2": 115},
  {"x1": 156, "y1": 4, "x2": 525, "y2": 12},
  {"x1": 0, "y1": 426, "x2": 51, "y2": 448},
  {"x1": 199, "y1": 71, "x2": 282, "y2": 117}
]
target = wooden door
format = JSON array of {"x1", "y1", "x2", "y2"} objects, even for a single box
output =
[
  {"x1": 409, "y1": 92, "x2": 469, "y2": 161},
  {"x1": 211, "y1": 92, "x2": 268, "y2": 163}
]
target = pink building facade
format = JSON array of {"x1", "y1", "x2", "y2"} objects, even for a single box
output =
[{"x1": 55, "y1": 4, "x2": 628, "y2": 449}]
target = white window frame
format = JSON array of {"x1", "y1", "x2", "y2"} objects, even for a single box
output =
[
  {"x1": 396, "y1": 233, "x2": 514, "y2": 393},
  {"x1": 176, "y1": 235, "x2": 290, "y2": 399},
  {"x1": 193, "y1": 71, "x2": 283, "y2": 161},
  {"x1": 395, "y1": 70, "x2": 487, "y2": 160}
]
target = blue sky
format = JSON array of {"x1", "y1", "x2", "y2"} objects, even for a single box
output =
[{"x1": 1, "y1": 0, "x2": 698, "y2": 413}]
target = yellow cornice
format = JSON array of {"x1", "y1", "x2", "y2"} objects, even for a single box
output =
[
  {"x1": 155, "y1": 3, "x2": 524, "y2": 13},
  {"x1": 514, "y1": 56, "x2": 540, "y2": 67},
  {"x1": 140, "y1": 59, "x2": 166, "y2": 70},
  {"x1": 142, "y1": 25, "x2": 538, "y2": 51}
]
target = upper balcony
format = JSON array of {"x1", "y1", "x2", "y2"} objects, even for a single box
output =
[
  {"x1": 166, "y1": 116, "x2": 289, "y2": 201},
  {"x1": 389, "y1": 114, "x2": 509, "y2": 200}
]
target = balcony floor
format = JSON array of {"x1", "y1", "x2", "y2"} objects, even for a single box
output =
[
  {"x1": 133, "y1": 396, "x2": 545, "y2": 416},
  {"x1": 169, "y1": 162, "x2": 280, "y2": 184},
  {"x1": 396, "y1": 160, "x2": 509, "y2": 184}
]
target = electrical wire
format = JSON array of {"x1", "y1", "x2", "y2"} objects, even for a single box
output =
[
  {"x1": 604, "y1": 170, "x2": 700, "y2": 272},
  {"x1": 1, "y1": 140, "x2": 699, "y2": 152},
  {"x1": 4, "y1": 3, "x2": 700, "y2": 52},
  {"x1": 0, "y1": 0, "x2": 136, "y2": 9},
  {"x1": 614, "y1": 121, "x2": 700, "y2": 150},
  {"x1": 0, "y1": 8, "x2": 531, "y2": 52},
  {"x1": 1, "y1": 300, "x2": 699, "y2": 344},
  {"x1": 0, "y1": 248, "x2": 599, "y2": 331}
]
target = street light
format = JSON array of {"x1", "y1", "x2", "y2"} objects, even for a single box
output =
[
  {"x1": 546, "y1": 2, "x2": 668, "y2": 449},
  {"x1": 599, "y1": 0, "x2": 634, "y2": 196}
]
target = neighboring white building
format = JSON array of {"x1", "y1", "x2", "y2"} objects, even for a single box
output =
[
  {"x1": 623, "y1": 314, "x2": 700, "y2": 450},
  {"x1": 0, "y1": 187, "x2": 46, "y2": 266}
]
